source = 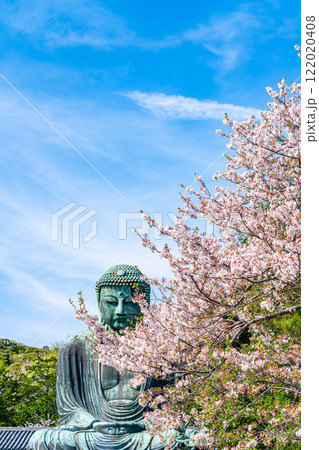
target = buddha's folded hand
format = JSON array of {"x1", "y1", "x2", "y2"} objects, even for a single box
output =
[
  {"x1": 93, "y1": 421, "x2": 146, "y2": 435},
  {"x1": 59, "y1": 419, "x2": 99, "y2": 431},
  {"x1": 59, "y1": 425, "x2": 86, "y2": 431},
  {"x1": 176, "y1": 428, "x2": 200, "y2": 447}
]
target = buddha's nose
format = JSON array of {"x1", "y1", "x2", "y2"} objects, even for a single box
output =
[{"x1": 115, "y1": 299, "x2": 125, "y2": 315}]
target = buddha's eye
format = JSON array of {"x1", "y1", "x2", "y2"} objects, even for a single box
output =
[{"x1": 103, "y1": 298, "x2": 118, "y2": 306}]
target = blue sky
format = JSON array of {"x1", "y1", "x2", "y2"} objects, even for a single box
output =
[{"x1": 0, "y1": 0, "x2": 300, "y2": 346}]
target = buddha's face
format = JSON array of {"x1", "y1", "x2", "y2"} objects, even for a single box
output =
[{"x1": 99, "y1": 285, "x2": 142, "y2": 331}]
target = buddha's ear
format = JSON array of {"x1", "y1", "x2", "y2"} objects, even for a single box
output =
[
  {"x1": 131, "y1": 285, "x2": 137, "y2": 297},
  {"x1": 131, "y1": 284, "x2": 145, "y2": 298},
  {"x1": 97, "y1": 298, "x2": 105, "y2": 325}
]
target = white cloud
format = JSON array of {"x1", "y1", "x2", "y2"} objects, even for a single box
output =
[
  {"x1": 0, "y1": 2, "x2": 254, "y2": 64},
  {"x1": 124, "y1": 91, "x2": 259, "y2": 122},
  {"x1": 0, "y1": 1, "x2": 298, "y2": 73},
  {"x1": 182, "y1": 10, "x2": 260, "y2": 44},
  {"x1": 0, "y1": 0, "x2": 137, "y2": 49}
]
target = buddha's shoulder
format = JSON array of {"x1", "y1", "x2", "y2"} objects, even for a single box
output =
[{"x1": 60, "y1": 329, "x2": 95, "y2": 351}]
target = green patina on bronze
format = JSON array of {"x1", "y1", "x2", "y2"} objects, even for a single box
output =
[{"x1": 27, "y1": 265, "x2": 181, "y2": 450}]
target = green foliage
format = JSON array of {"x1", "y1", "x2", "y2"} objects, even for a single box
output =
[
  {"x1": 0, "y1": 338, "x2": 59, "y2": 426},
  {"x1": 0, "y1": 364, "x2": 19, "y2": 426},
  {"x1": 0, "y1": 338, "x2": 33, "y2": 365},
  {"x1": 14, "y1": 353, "x2": 59, "y2": 425},
  {"x1": 267, "y1": 309, "x2": 301, "y2": 341},
  {"x1": 282, "y1": 444, "x2": 301, "y2": 449}
]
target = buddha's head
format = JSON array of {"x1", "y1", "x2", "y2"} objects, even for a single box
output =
[{"x1": 95, "y1": 265, "x2": 151, "y2": 331}]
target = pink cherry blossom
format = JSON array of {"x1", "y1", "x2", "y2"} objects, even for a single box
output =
[{"x1": 74, "y1": 77, "x2": 300, "y2": 449}]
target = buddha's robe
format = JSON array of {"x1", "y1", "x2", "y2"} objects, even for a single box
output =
[{"x1": 27, "y1": 330, "x2": 177, "y2": 450}]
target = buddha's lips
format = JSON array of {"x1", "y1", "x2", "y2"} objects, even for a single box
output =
[
  {"x1": 113, "y1": 318, "x2": 135, "y2": 324},
  {"x1": 114, "y1": 315, "x2": 136, "y2": 320}
]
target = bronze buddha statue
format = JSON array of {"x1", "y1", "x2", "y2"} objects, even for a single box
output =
[{"x1": 27, "y1": 265, "x2": 195, "y2": 450}]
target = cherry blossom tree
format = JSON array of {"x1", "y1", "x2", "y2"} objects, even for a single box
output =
[{"x1": 76, "y1": 76, "x2": 300, "y2": 449}]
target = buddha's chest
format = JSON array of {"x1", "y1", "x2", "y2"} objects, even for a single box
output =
[{"x1": 99, "y1": 364, "x2": 138, "y2": 403}]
